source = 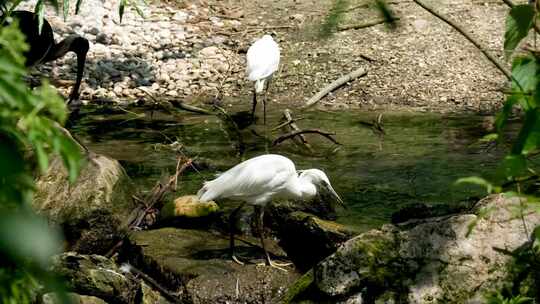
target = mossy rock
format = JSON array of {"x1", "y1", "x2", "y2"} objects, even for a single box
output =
[
  {"x1": 122, "y1": 227, "x2": 300, "y2": 303},
  {"x1": 33, "y1": 155, "x2": 135, "y2": 254},
  {"x1": 160, "y1": 195, "x2": 219, "y2": 219},
  {"x1": 42, "y1": 293, "x2": 108, "y2": 304},
  {"x1": 277, "y1": 211, "x2": 359, "y2": 271},
  {"x1": 51, "y1": 252, "x2": 139, "y2": 303}
]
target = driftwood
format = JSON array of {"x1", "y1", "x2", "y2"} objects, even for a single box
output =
[
  {"x1": 273, "y1": 129, "x2": 341, "y2": 146},
  {"x1": 302, "y1": 67, "x2": 367, "y2": 109},
  {"x1": 105, "y1": 157, "x2": 193, "y2": 258},
  {"x1": 412, "y1": 0, "x2": 512, "y2": 81},
  {"x1": 128, "y1": 156, "x2": 193, "y2": 229},
  {"x1": 338, "y1": 17, "x2": 400, "y2": 31},
  {"x1": 278, "y1": 109, "x2": 315, "y2": 153}
]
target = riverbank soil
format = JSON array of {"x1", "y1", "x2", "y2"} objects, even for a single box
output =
[{"x1": 25, "y1": 0, "x2": 513, "y2": 114}]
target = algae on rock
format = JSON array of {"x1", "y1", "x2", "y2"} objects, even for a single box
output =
[{"x1": 33, "y1": 154, "x2": 135, "y2": 254}]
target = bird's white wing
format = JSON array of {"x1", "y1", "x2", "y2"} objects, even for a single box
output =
[
  {"x1": 246, "y1": 37, "x2": 280, "y2": 81},
  {"x1": 198, "y1": 154, "x2": 294, "y2": 203}
]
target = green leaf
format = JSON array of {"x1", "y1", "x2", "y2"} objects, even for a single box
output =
[
  {"x1": 512, "y1": 108, "x2": 540, "y2": 154},
  {"x1": 500, "y1": 154, "x2": 528, "y2": 179},
  {"x1": 34, "y1": 0, "x2": 44, "y2": 35},
  {"x1": 34, "y1": 141, "x2": 49, "y2": 173},
  {"x1": 375, "y1": 0, "x2": 397, "y2": 29},
  {"x1": 75, "y1": 0, "x2": 83, "y2": 14},
  {"x1": 119, "y1": 0, "x2": 127, "y2": 23},
  {"x1": 480, "y1": 133, "x2": 499, "y2": 142},
  {"x1": 62, "y1": 0, "x2": 69, "y2": 21},
  {"x1": 511, "y1": 55, "x2": 539, "y2": 101},
  {"x1": 505, "y1": 4, "x2": 535, "y2": 55},
  {"x1": 0, "y1": 212, "x2": 63, "y2": 267},
  {"x1": 455, "y1": 176, "x2": 500, "y2": 193}
]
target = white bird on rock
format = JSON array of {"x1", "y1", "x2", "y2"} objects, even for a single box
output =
[
  {"x1": 197, "y1": 154, "x2": 343, "y2": 270},
  {"x1": 246, "y1": 34, "x2": 280, "y2": 125}
]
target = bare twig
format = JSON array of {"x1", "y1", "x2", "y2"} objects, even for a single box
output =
[
  {"x1": 271, "y1": 117, "x2": 305, "y2": 131},
  {"x1": 338, "y1": 17, "x2": 400, "y2": 31},
  {"x1": 123, "y1": 264, "x2": 183, "y2": 304},
  {"x1": 105, "y1": 157, "x2": 193, "y2": 258},
  {"x1": 280, "y1": 109, "x2": 315, "y2": 152},
  {"x1": 302, "y1": 67, "x2": 367, "y2": 109},
  {"x1": 138, "y1": 86, "x2": 213, "y2": 115},
  {"x1": 273, "y1": 129, "x2": 341, "y2": 146},
  {"x1": 412, "y1": 0, "x2": 512, "y2": 80}
]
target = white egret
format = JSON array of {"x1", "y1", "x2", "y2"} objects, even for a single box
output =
[
  {"x1": 246, "y1": 34, "x2": 280, "y2": 125},
  {"x1": 197, "y1": 154, "x2": 343, "y2": 269}
]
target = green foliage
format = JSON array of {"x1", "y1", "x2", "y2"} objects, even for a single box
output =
[
  {"x1": 486, "y1": 292, "x2": 533, "y2": 304},
  {"x1": 0, "y1": 17, "x2": 82, "y2": 304},
  {"x1": 504, "y1": 5, "x2": 535, "y2": 56},
  {"x1": 455, "y1": 176, "x2": 500, "y2": 194},
  {"x1": 320, "y1": 0, "x2": 349, "y2": 38},
  {"x1": 1, "y1": 0, "x2": 147, "y2": 32},
  {"x1": 118, "y1": 0, "x2": 147, "y2": 23},
  {"x1": 374, "y1": 0, "x2": 397, "y2": 29}
]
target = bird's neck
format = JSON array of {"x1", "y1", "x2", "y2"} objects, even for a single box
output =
[{"x1": 295, "y1": 176, "x2": 317, "y2": 200}]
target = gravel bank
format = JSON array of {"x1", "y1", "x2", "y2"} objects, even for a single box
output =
[{"x1": 21, "y1": 0, "x2": 519, "y2": 113}]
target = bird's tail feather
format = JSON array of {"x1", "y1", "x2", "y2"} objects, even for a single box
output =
[{"x1": 255, "y1": 79, "x2": 265, "y2": 93}]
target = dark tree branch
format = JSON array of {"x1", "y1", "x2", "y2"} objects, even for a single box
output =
[
  {"x1": 272, "y1": 129, "x2": 341, "y2": 146},
  {"x1": 279, "y1": 109, "x2": 315, "y2": 152}
]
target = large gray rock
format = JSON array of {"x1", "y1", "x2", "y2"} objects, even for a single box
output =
[
  {"x1": 313, "y1": 194, "x2": 540, "y2": 303},
  {"x1": 33, "y1": 155, "x2": 135, "y2": 254}
]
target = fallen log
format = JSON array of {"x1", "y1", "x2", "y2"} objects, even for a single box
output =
[{"x1": 302, "y1": 67, "x2": 367, "y2": 109}]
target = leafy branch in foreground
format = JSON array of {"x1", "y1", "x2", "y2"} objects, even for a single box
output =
[{"x1": 0, "y1": 20, "x2": 82, "y2": 303}]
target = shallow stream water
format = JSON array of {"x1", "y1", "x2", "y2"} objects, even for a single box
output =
[{"x1": 71, "y1": 104, "x2": 514, "y2": 232}]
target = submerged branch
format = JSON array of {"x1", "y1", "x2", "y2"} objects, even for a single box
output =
[
  {"x1": 168, "y1": 99, "x2": 214, "y2": 115},
  {"x1": 280, "y1": 109, "x2": 314, "y2": 153},
  {"x1": 272, "y1": 129, "x2": 341, "y2": 146}
]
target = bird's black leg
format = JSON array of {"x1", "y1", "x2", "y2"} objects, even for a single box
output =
[
  {"x1": 263, "y1": 78, "x2": 272, "y2": 126},
  {"x1": 254, "y1": 205, "x2": 290, "y2": 271},
  {"x1": 44, "y1": 35, "x2": 89, "y2": 106},
  {"x1": 229, "y1": 202, "x2": 246, "y2": 264},
  {"x1": 250, "y1": 88, "x2": 258, "y2": 125},
  {"x1": 262, "y1": 97, "x2": 267, "y2": 126},
  {"x1": 254, "y1": 205, "x2": 291, "y2": 271},
  {"x1": 255, "y1": 205, "x2": 271, "y2": 264}
]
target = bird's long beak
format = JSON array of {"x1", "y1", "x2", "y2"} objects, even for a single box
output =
[{"x1": 324, "y1": 182, "x2": 345, "y2": 208}]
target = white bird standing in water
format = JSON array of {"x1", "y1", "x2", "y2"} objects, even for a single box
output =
[
  {"x1": 246, "y1": 34, "x2": 280, "y2": 125},
  {"x1": 197, "y1": 154, "x2": 343, "y2": 269}
]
